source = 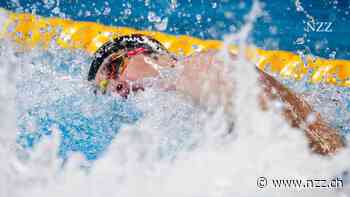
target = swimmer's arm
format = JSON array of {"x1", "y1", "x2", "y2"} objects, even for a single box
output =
[
  {"x1": 174, "y1": 51, "x2": 344, "y2": 155},
  {"x1": 258, "y1": 70, "x2": 344, "y2": 155}
]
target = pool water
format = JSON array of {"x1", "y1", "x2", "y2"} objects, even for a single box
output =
[
  {"x1": 17, "y1": 90, "x2": 141, "y2": 161},
  {"x1": 1, "y1": 0, "x2": 350, "y2": 59},
  {"x1": 1, "y1": 1, "x2": 350, "y2": 197},
  {"x1": 13, "y1": 47, "x2": 200, "y2": 162}
]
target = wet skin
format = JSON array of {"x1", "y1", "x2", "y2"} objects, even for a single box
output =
[{"x1": 94, "y1": 51, "x2": 344, "y2": 155}]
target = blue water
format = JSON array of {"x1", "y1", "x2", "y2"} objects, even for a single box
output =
[
  {"x1": 3, "y1": 0, "x2": 350, "y2": 161},
  {"x1": 17, "y1": 94, "x2": 141, "y2": 161},
  {"x1": 1, "y1": 0, "x2": 350, "y2": 59},
  {"x1": 13, "y1": 49, "x2": 142, "y2": 161},
  {"x1": 12, "y1": 47, "x2": 196, "y2": 162}
]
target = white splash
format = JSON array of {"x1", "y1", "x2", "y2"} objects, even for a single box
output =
[{"x1": 0, "y1": 3, "x2": 350, "y2": 197}]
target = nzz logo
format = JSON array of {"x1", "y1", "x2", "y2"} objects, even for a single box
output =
[{"x1": 304, "y1": 20, "x2": 334, "y2": 32}]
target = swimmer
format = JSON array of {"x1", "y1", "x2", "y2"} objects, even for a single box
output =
[{"x1": 87, "y1": 34, "x2": 344, "y2": 155}]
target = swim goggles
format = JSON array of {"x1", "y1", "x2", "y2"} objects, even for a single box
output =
[
  {"x1": 98, "y1": 47, "x2": 148, "y2": 93},
  {"x1": 88, "y1": 34, "x2": 171, "y2": 93}
]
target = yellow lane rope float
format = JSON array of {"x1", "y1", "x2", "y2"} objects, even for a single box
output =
[{"x1": 1, "y1": 9, "x2": 349, "y2": 87}]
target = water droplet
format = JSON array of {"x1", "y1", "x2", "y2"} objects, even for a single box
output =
[
  {"x1": 170, "y1": 0, "x2": 177, "y2": 10},
  {"x1": 103, "y1": 7, "x2": 111, "y2": 15},
  {"x1": 145, "y1": 0, "x2": 150, "y2": 7},
  {"x1": 329, "y1": 51, "x2": 337, "y2": 59},
  {"x1": 124, "y1": 8, "x2": 132, "y2": 16},
  {"x1": 295, "y1": 0, "x2": 304, "y2": 12},
  {"x1": 148, "y1": 12, "x2": 161, "y2": 22},
  {"x1": 295, "y1": 37, "x2": 305, "y2": 45},
  {"x1": 52, "y1": 7, "x2": 60, "y2": 15},
  {"x1": 85, "y1": 10, "x2": 91, "y2": 17},
  {"x1": 196, "y1": 14, "x2": 202, "y2": 22},
  {"x1": 155, "y1": 18, "x2": 168, "y2": 31},
  {"x1": 306, "y1": 113, "x2": 317, "y2": 125},
  {"x1": 42, "y1": 0, "x2": 55, "y2": 9}
]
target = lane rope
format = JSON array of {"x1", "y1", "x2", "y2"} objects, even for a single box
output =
[{"x1": 1, "y1": 9, "x2": 349, "y2": 86}]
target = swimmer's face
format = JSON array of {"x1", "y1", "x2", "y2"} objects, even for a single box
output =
[{"x1": 95, "y1": 53, "x2": 176, "y2": 98}]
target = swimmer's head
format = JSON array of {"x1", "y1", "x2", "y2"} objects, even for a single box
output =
[{"x1": 88, "y1": 34, "x2": 176, "y2": 98}]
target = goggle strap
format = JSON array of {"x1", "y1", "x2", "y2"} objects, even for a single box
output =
[{"x1": 127, "y1": 47, "x2": 147, "y2": 57}]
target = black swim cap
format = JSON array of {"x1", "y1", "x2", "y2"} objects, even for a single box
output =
[{"x1": 87, "y1": 34, "x2": 169, "y2": 81}]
